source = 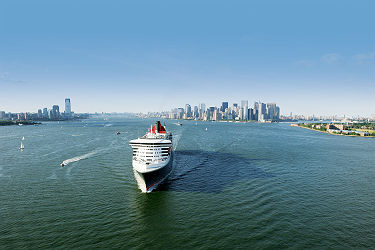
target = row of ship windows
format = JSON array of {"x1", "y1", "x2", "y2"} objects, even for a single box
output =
[
  {"x1": 133, "y1": 151, "x2": 168, "y2": 154},
  {"x1": 133, "y1": 153, "x2": 169, "y2": 157},
  {"x1": 133, "y1": 150, "x2": 168, "y2": 153}
]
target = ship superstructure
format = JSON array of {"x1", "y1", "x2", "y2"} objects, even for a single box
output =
[{"x1": 129, "y1": 121, "x2": 173, "y2": 193}]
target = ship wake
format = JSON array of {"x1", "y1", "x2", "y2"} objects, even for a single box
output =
[{"x1": 61, "y1": 151, "x2": 96, "y2": 166}]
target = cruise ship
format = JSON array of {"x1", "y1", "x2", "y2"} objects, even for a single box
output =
[{"x1": 129, "y1": 121, "x2": 173, "y2": 193}]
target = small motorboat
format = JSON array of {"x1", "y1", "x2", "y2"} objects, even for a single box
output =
[
  {"x1": 205, "y1": 128, "x2": 208, "y2": 131},
  {"x1": 116, "y1": 131, "x2": 121, "y2": 135},
  {"x1": 60, "y1": 163, "x2": 65, "y2": 167},
  {"x1": 177, "y1": 122, "x2": 182, "y2": 126}
]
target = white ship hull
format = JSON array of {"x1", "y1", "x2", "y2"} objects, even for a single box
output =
[
  {"x1": 129, "y1": 121, "x2": 173, "y2": 193},
  {"x1": 132, "y1": 154, "x2": 173, "y2": 193}
]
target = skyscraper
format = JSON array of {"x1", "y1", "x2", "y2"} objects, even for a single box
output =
[
  {"x1": 193, "y1": 106, "x2": 199, "y2": 118},
  {"x1": 43, "y1": 108, "x2": 48, "y2": 118},
  {"x1": 37, "y1": 109, "x2": 42, "y2": 119},
  {"x1": 177, "y1": 108, "x2": 184, "y2": 119},
  {"x1": 241, "y1": 100, "x2": 248, "y2": 120},
  {"x1": 65, "y1": 98, "x2": 71, "y2": 117},
  {"x1": 52, "y1": 105, "x2": 60, "y2": 119},
  {"x1": 221, "y1": 102, "x2": 228, "y2": 112},
  {"x1": 199, "y1": 103, "x2": 206, "y2": 117},
  {"x1": 185, "y1": 104, "x2": 192, "y2": 118}
]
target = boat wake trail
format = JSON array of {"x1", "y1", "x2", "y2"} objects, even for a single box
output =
[
  {"x1": 61, "y1": 151, "x2": 96, "y2": 166},
  {"x1": 173, "y1": 133, "x2": 181, "y2": 150}
]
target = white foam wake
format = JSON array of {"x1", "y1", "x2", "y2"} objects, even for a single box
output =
[
  {"x1": 173, "y1": 134, "x2": 181, "y2": 150},
  {"x1": 61, "y1": 151, "x2": 96, "y2": 166}
]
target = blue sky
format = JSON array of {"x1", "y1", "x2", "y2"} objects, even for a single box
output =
[{"x1": 0, "y1": 0, "x2": 374, "y2": 116}]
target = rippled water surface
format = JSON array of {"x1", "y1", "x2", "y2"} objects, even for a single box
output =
[{"x1": 1, "y1": 118, "x2": 375, "y2": 248}]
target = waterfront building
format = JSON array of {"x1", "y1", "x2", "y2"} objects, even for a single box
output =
[
  {"x1": 276, "y1": 107, "x2": 280, "y2": 120},
  {"x1": 0, "y1": 111, "x2": 5, "y2": 119},
  {"x1": 221, "y1": 102, "x2": 228, "y2": 112},
  {"x1": 185, "y1": 104, "x2": 192, "y2": 118},
  {"x1": 43, "y1": 108, "x2": 48, "y2": 118},
  {"x1": 199, "y1": 103, "x2": 206, "y2": 113},
  {"x1": 65, "y1": 98, "x2": 72, "y2": 117},
  {"x1": 267, "y1": 103, "x2": 277, "y2": 120},
  {"x1": 193, "y1": 106, "x2": 199, "y2": 118},
  {"x1": 37, "y1": 109, "x2": 42, "y2": 119},
  {"x1": 206, "y1": 109, "x2": 211, "y2": 121},
  {"x1": 248, "y1": 108, "x2": 254, "y2": 120},
  {"x1": 52, "y1": 105, "x2": 60, "y2": 119},
  {"x1": 241, "y1": 100, "x2": 248, "y2": 120},
  {"x1": 177, "y1": 108, "x2": 184, "y2": 119},
  {"x1": 48, "y1": 110, "x2": 54, "y2": 120}
]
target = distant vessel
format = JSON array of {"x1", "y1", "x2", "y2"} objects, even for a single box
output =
[
  {"x1": 22, "y1": 137, "x2": 25, "y2": 141},
  {"x1": 177, "y1": 122, "x2": 182, "y2": 126},
  {"x1": 116, "y1": 131, "x2": 121, "y2": 135},
  {"x1": 205, "y1": 128, "x2": 208, "y2": 131},
  {"x1": 20, "y1": 141, "x2": 24, "y2": 150},
  {"x1": 129, "y1": 121, "x2": 173, "y2": 193}
]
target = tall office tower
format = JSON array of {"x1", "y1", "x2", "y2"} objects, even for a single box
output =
[
  {"x1": 193, "y1": 106, "x2": 199, "y2": 118},
  {"x1": 258, "y1": 102, "x2": 264, "y2": 122},
  {"x1": 221, "y1": 102, "x2": 228, "y2": 112},
  {"x1": 213, "y1": 109, "x2": 218, "y2": 121},
  {"x1": 254, "y1": 102, "x2": 259, "y2": 111},
  {"x1": 177, "y1": 108, "x2": 184, "y2": 119},
  {"x1": 239, "y1": 108, "x2": 244, "y2": 120},
  {"x1": 52, "y1": 105, "x2": 60, "y2": 119},
  {"x1": 199, "y1": 103, "x2": 206, "y2": 117},
  {"x1": 206, "y1": 109, "x2": 211, "y2": 121},
  {"x1": 43, "y1": 108, "x2": 48, "y2": 118},
  {"x1": 261, "y1": 103, "x2": 266, "y2": 115},
  {"x1": 48, "y1": 109, "x2": 54, "y2": 119},
  {"x1": 37, "y1": 109, "x2": 42, "y2": 118},
  {"x1": 241, "y1": 100, "x2": 248, "y2": 120},
  {"x1": 248, "y1": 108, "x2": 254, "y2": 120},
  {"x1": 267, "y1": 103, "x2": 277, "y2": 120},
  {"x1": 0, "y1": 111, "x2": 5, "y2": 119},
  {"x1": 253, "y1": 109, "x2": 258, "y2": 121},
  {"x1": 276, "y1": 106, "x2": 280, "y2": 120},
  {"x1": 65, "y1": 98, "x2": 72, "y2": 116},
  {"x1": 185, "y1": 104, "x2": 192, "y2": 118}
]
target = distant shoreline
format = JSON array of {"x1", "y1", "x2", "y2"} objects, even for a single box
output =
[
  {"x1": 291, "y1": 123, "x2": 375, "y2": 138},
  {"x1": 0, "y1": 120, "x2": 42, "y2": 126}
]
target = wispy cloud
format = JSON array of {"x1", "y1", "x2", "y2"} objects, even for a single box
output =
[
  {"x1": 321, "y1": 53, "x2": 342, "y2": 64},
  {"x1": 353, "y1": 52, "x2": 375, "y2": 64},
  {"x1": 0, "y1": 72, "x2": 27, "y2": 84},
  {"x1": 0, "y1": 72, "x2": 9, "y2": 79},
  {"x1": 296, "y1": 51, "x2": 375, "y2": 67}
]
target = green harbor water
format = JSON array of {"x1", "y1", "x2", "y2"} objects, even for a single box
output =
[{"x1": 1, "y1": 118, "x2": 374, "y2": 249}]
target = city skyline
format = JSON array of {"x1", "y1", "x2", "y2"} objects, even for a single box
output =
[
  {"x1": 165, "y1": 100, "x2": 281, "y2": 122},
  {"x1": 0, "y1": 1, "x2": 374, "y2": 116}
]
